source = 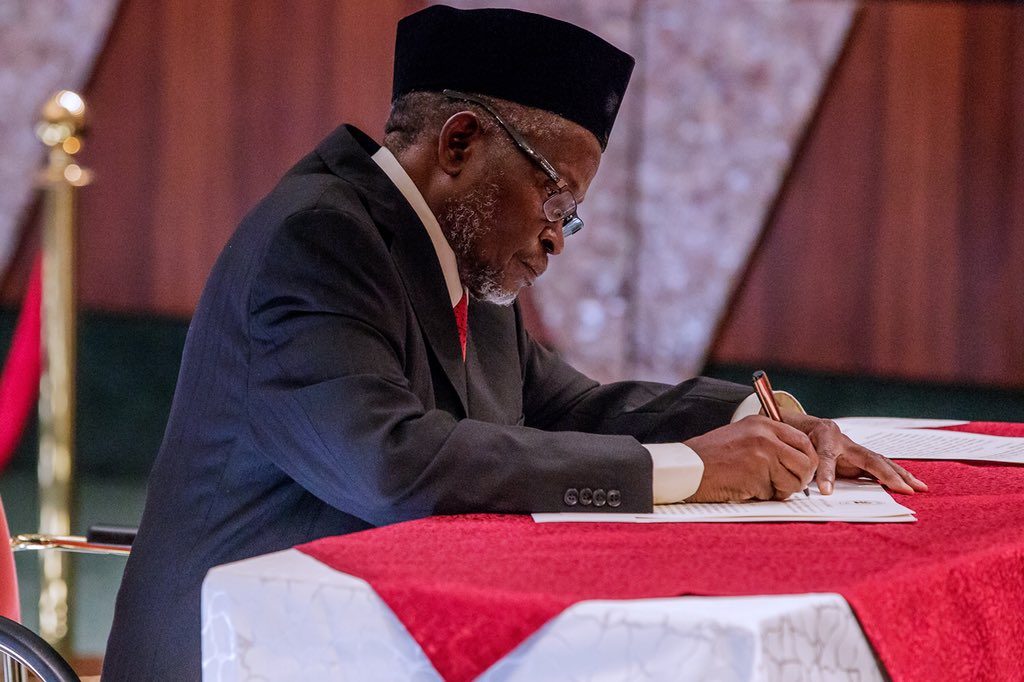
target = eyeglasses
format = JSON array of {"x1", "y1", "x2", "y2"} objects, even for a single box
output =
[{"x1": 442, "y1": 89, "x2": 584, "y2": 238}]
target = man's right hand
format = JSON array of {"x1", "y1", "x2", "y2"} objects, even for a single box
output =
[{"x1": 683, "y1": 415, "x2": 818, "y2": 502}]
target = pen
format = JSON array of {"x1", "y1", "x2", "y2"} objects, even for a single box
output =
[{"x1": 752, "y1": 370, "x2": 810, "y2": 497}]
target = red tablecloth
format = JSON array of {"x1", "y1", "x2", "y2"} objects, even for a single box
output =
[{"x1": 298, "y1": 422, "x2": 1024, "y2": 682}]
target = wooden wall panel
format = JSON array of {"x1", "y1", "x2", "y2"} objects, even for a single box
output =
[
  {"x1": 2, "y1": 0, "x2": 422, "y2": 316},
  {"x1": 711, "y1": 3, "x2": 1024, "y2": 388}
]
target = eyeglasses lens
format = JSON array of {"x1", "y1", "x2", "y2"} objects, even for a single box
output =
[
  {"x1": 542, "y1": 190, "x2": 574, "y2": 221},
  {"x1": 543, "y1": 190, "x2": 583, "y2": 237}
]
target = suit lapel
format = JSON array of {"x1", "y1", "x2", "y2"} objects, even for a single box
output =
[
  {"x1": 315, "y1": 125, "x2": 468, "y2": 415},
  {"x1": 465, "y1": 298, "x2": 522, "y2": 423},
  {"x1": 390, "y1": 228, "x2": 469, "y2": 415}
]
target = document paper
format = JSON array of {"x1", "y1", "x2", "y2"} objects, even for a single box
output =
[
  {"x1": 835, "y1": 418, "x2": 1024, "y2": 464},
  {"x1": 532, "y1": 479, "x2": 915, "y2": 524}
]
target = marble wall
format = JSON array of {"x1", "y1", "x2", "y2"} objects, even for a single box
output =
[
  {"x1": 450, "y1": 0, "x2": 855, "y2": 382},
  {"x1": 0, "y1": 0, "x2": 121, "y2": 275}
]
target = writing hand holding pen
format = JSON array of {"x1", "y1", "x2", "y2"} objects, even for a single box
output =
[
  {"x1": 680, "y1": 372, "x2": 926, "y2": 503},
  {"x1": 753, "y1": 370, "x2": 928, "y2": 497}
]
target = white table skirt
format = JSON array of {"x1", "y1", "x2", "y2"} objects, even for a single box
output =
[{"x1": 202, "y1": 549, "x2": 883, "y2": 682}]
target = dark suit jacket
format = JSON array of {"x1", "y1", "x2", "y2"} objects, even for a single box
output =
[{"x1": 102, "y1": 125, "x2": 752, "y2": 680}]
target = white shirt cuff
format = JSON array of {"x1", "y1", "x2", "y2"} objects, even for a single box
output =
[
  {"x1": 644, "y1": 442, "x2": 704, "y2": 504},
  {"x1": 731, "y1": 390, "x2": 805, "y2": 422}
]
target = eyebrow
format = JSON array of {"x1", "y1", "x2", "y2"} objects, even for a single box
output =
[
  {"x1": 546, "y1": 163, "x2": 584, "y2": 201},
  {"x1": 566, "y1": 176, "x2": 586, "y2": 203}
]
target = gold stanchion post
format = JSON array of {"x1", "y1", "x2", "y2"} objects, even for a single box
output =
[{"x1": 35, "y1": 89, "x2": 91, "y2": 656}]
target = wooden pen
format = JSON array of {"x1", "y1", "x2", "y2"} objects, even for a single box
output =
[{"x1": 752, "y1": 370, "x2": 809, "y2": 496}]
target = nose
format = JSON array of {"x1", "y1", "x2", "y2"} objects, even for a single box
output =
[{"x1": 540, "y1": 222, "x2": 564, "y2": 256}]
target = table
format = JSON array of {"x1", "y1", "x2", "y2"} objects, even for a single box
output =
[
  {"x1": 202, "y1": 549, "x2": 882, "y2": 681},
  {"x1": 201, "y1": 423, "x2": 1024, "y2": 681}
]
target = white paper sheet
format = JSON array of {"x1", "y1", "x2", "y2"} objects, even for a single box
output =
[
  {"x1": 833, "y1": 417, "x2": 968, "y2": 430},
  {"x1": 532, "y1": 479, "x2": 915, "y2": 524},
  {"x1": 838, "y1": 423, "x2": 1024, "y2": 463}
]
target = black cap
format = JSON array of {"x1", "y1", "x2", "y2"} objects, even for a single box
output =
[{"x1": 392, "y1": 5, "x2": 635, "y2": 151}]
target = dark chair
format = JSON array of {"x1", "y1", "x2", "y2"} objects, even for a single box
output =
[
  {"x1": 0, "y1": 615, "x2": 80, "y2": 682},
  {"x1": 4, "y1": 521, "x2": 136, "y2": 682}
]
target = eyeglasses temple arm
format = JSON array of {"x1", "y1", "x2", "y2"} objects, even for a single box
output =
[{"x1": 442, "y1": 89, "x2": 563, "y2": 184}]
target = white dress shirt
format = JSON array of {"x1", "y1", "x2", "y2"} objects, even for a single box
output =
[{"x1": 370, "y1": 146, "x2": 801, "y2": 504}]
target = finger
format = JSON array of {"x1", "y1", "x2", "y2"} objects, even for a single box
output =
[
  {"x1": 767, "y1": 456, "x2": 804, "y2": 499},
  {"x1": 854, "y1": 450, "x2": 915, "y2": 494},
  {"x1": 887, "y1": 458, "x2": 928, "y2": 492},
  {"x1": 752, "y1": 472, "x2": 776, "y2": 502},
  {"x1": 756, "y1": 485, "x2": 775, "y2": 502},
  {"x1": 766, "y1": 421, "x2": 818, "y2": 483},
  {"x1": 815, "y1": 453, "x2": 837, "y2": 495},
  {"x1": 775, "y1": 444, "x2": 816, "y2": 491},
  {"x1": 779, "y1": 410, "x2": 817, "y2": 433}
]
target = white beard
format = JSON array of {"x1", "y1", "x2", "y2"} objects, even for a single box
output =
[{"x1": 438, "y1": 180, "x2": 518, "y2": 307}]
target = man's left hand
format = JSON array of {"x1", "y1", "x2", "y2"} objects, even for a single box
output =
[{"x1": 781, "y1": 412, "x2": 928, "y2": 496}]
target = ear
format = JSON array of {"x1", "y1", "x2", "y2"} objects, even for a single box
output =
[{"x1": 437, "y1": 111, "x2": 484, "y2": 177}]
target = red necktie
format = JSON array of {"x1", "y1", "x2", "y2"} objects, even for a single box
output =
[{"x1": 453, "y1": 292, "x2": 468, "y2": 360}]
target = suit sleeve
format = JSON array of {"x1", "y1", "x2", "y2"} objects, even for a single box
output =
[
  {"x1": 247, "y1": 208, "x2": 653, "y2": 524},
  {"x1": 518, "y1": 314, "x2": 753, "y2": 442}
]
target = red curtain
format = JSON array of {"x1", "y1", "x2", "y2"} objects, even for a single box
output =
[{"x1": 0, "y1": 254, "x2": 41, "y2": 472}]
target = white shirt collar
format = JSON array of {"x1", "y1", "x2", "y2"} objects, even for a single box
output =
[{"x1": 371, "y1": 146, "x2": 465, "y2": 308}]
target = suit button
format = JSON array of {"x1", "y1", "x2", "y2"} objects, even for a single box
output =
[
  {"x1": 564, "y1": 488, "x2": 579, "y2": 506},
  {"x1": 607, "y1": 489, "x2": 621, "y2": 507},
  {"x1": 593, "y1": 489, "x2": 607, "y2": 507},
  {"x1": 579, "y1": 488, "x2": 593, "y2": 506}
]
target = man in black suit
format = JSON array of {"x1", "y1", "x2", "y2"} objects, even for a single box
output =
[{"x1": 103, "y1": 6, "x2": 925, "y2": 680}]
